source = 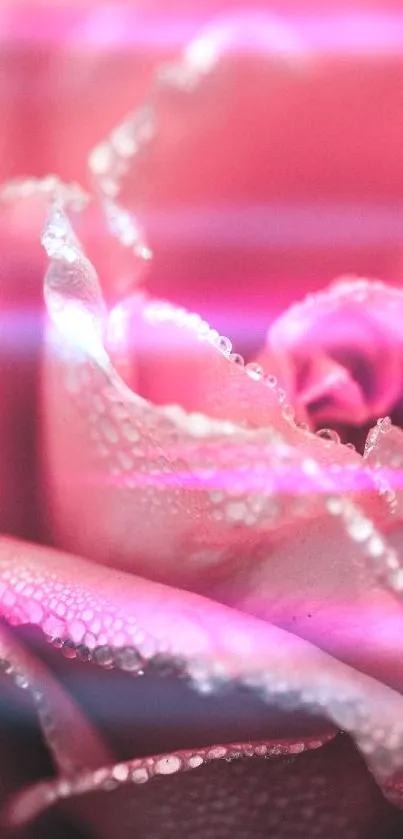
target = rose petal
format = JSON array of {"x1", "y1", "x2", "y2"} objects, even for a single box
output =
[
  {"x1": 40, "y1": 208, "x2": 403, "y2": 709},
  {"x1": 363, "y1": 424, "x2": 403, "y2": 625},
  {"x1": 48, "y1": 738, "x2": 403, "y2": 839},
  {"x1": 106, "y1": 289, "x2": 290, "y2": 424},
  {"x1": 364, "y1": 421, "x2": 403, "y2": 519},
  {"x1": 268, "y1": 277, "x2": 403, "y2": 431},
  {"x1": 91, "y1": 10, "x2": 403, "y2": 323},
  {"x1": 19, "y1": 628, "x2": 332, "y2": 767},
  {"x1": 0, "y1": 669, "x2": 54, "y2": 805},
  {"x1": 7, "y1": 734, "x2": 335, "y2": 828},
  {"x1": 0, "y1": 180, "x2": 103, "y2": 544},
  {"x1": 1, "y1": 537, "x2": 403, "y2": 796},
  {"x1": 229, "y1": 509, "x2": 403, "y2": 693},
  {"x1": 40, "y1": 208, "x2": 387, "y2": 597},
  {"x1": 4, "y1": 1, "x2": 403, "y2": 304},
  {"x1": 0, "y1": 622, "x2": 111, "y2": 776},
  {"x1": 11, "y1": 734, "x2": 400, "y2": 839}
]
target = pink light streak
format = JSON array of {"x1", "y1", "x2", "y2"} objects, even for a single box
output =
[{"x1": 1, "y1": 7, "x2": 403, "y2": 58}]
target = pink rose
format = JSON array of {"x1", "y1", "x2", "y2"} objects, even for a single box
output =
[
  {"x1": 265, "y1": 277, "x2": 403, "y2": 449},
  {"x1": 1, "y1": 5, "x2": 403, "y2": 838}
]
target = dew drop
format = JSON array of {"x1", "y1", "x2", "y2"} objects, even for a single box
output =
[
  {"x1": 367, "y1": 534, "x2": 385, "y2": 558},
  {"x1": 101, "y1": 418, "x2": 119, "y2": 445},
  {"x1": 316, "y1": 428, "x2": 341, "y2": 444},
  {"x1": 326, "y1": 496, "x2": 343, "y2": 516},
  {"x1": 14, "y1": 674, "x2": 30, "y2": 690},
  {"x1": 117, "y1": 451, "x2": 134, "y2": 471},
  {"x1": 0, "y1": 659, "x2": 12, "y2": 675},
  {"x1": 175, "y1": 308, "x2": 188, "y2": 326},
  {"x1": 277, "y1": 388, "x2": 286, "y2": 403},
  {"x1": 155, "y1": 755, "x2": 182, "y2": 775},
  {"x1": 245, "y1": 363, "x2": 263, "y2": 381},
  {"x1": 114, "y1": 646, "x2": 144, "y2": 673},
  {"x1": 94, "y1": 645, "x2": 114, "y2": 668},
  {"x1": 207, "y1": 329, "x2": 220, "y2": 345},
  {"x1": 76, "y1": 645, "x2": 92, "y2": 662},
  {"x1": 93, "y1": 768, "x2": 110, "y2": 787},
  {"x1": 229, "y1": 353, "x2": 244, "y2": 367},
  {"x1": 346, "y1": 516, "x2": 373, "y2": 543},
  {"x1": 187, "y1": 313, "x2": 203, "y2": 330},
  {"x1": 282, "y1": 403, "x2": 295, "y2": 421},
  {"x1": 62, "y1": 640, "x2": 78, "y2": 660},
  {"x1": 226, "y1": 501, "x2": 247, "y2": 522},
  {"x1": 83, "y1": 632, "x2": 97, "y2": 650},
  {"x1": 188, "y1": 754, "x2": 204, "y2": 768},
  {"x1": 121, "y1": 420, "x2": 140, "y2": 444},
  {"x1": 377, "y1": 416, "x2": 392, "y2": 434},
  {"x1": 25, "y1": 600, "x2": 44, "y2": 624},
  {"x1": 112, "y1": 764, "x2": 130, "y2": 783},
  {"x1": 207, "y1": 745, "x2": 227, "y2": 759},
  {"x1": 264, "y1": 374, "x2": 277, "y2": 388},
  {"x1": 197, "y1": 320, "x2": 211, "y2": 337},
  {"x1": 89, "y1": 143, "x2": 114, "y2": 176},
  {"x1": 216, "y1": 336, "x2": 232, "y2": 355},
  {"x1": 147, "y1": 653, "x2": 186, "y2": 679},
  {"x1": 43, "y1": 615, "x2": 66, "y2": 639},
  {"x1": 131, "y1": 767, "x2": 148, "y2": 784},
  {"x1": 69, "y1": 620, "x2": 86, "y2": 644},
  {"x1": 111, "y1": 125, "x2": 137, "y2": 157}
]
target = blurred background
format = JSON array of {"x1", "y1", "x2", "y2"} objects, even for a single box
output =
[{"x1": 1, "y1": 0, "x2": 403, "y2": 352}]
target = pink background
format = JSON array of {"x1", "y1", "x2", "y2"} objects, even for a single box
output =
[{"x1": 1, "y1": 1, "x2": 403, "y2": 349}]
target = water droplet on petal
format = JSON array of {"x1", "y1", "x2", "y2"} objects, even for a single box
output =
[
  {"x1": 377, "y1": 416, "x2": 392, "y2": 434},
  {"x1": 264, "y1": 374, "x2": 277, "y2": 388},
  {"x1": 155, "y1": 755, "x2": 182, "y2": 775},
  {"x1": 216, "y1": 336, "x2": 232, "y2": 355},
  {"x1": 229, "y1": 353, "x2": 244, "y2": 367},
  {"x1": 282, "y1": 403, "x2": 295, "y2": 421},
  {"x1": 346, "y1": 516, "x2": 373, "y2": 543},
  {"x1": 245, "y1": 363, "x2": 263, "y2": 381},
  {"x1": 94, "y1": 646, "x2": 114, "y2": 668},
  {"x1": 207, "y1": 329, "x2": 220, "y2": 345},
  {"x1": 316, "y1": 428, "x2": 341, "y2": 444},
  {"x1": 131, "y1": 767, "x2": 148, "y2": 784},
  {"x1": 112, "y1": 764, "x2": 130, "y2": 783},
  {"x1": 114, "y1": 647, "x2": 144, "y2": 673}
]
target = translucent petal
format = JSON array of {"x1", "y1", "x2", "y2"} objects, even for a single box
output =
[{"x1": 0, "y1": 537, "x2": 403, "y2": 805}]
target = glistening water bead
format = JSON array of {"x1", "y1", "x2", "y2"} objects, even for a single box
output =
[
  {"x1": 316, "y1": 428, "x2": 341, "y2": 444},
  {"x1": 216, "y1": 335, "x2": 233, "y2": 355},
  {"x1": 377, "y1": 416, "x2": 392, "y2": 434},
  {"x1": 229, "y1": 353, "x2": 245, "y2": 367},
  {"x1": 282, "y1": 403, "x2": 295, "y2": 421},
  {"x1": 244, "y1": 363, "x2": 264, "y2": 381}
]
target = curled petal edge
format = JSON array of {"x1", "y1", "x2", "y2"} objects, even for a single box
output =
[
  {"x1": 0, "y1": 537, "x2": 403, "y2": 814},
  {"x1": 6, "y1": 733, "x2": 336, "y2": 827},
  {"x1": 41, "y1": 208, "x2": 401, "y2": 598}
]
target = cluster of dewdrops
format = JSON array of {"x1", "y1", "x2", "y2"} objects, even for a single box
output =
[
  {"x1": 85, "y1": 29, "x2": 376, "y2": 443},
  {"x1": 365, "y1": 417, "x2": 398, "y2": 513},
  {"x1": 1, "y1": 24, "x2": 399, "y2": 486},
  {"x1": 142, "y1": 297, "x2": 295, "y2": 422},
  {"x1": 85, "y1": 24, "x2": 310, "y2": 425},
  {"x1": 0, "y1": 175, "x2": 89, "y2": 212},
  {"x1": 2, "y1": 24, "x2": 403, "y2": 822},
  {"x1": 0, "y1": 26, "x2": 388, "y2": 451}
]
